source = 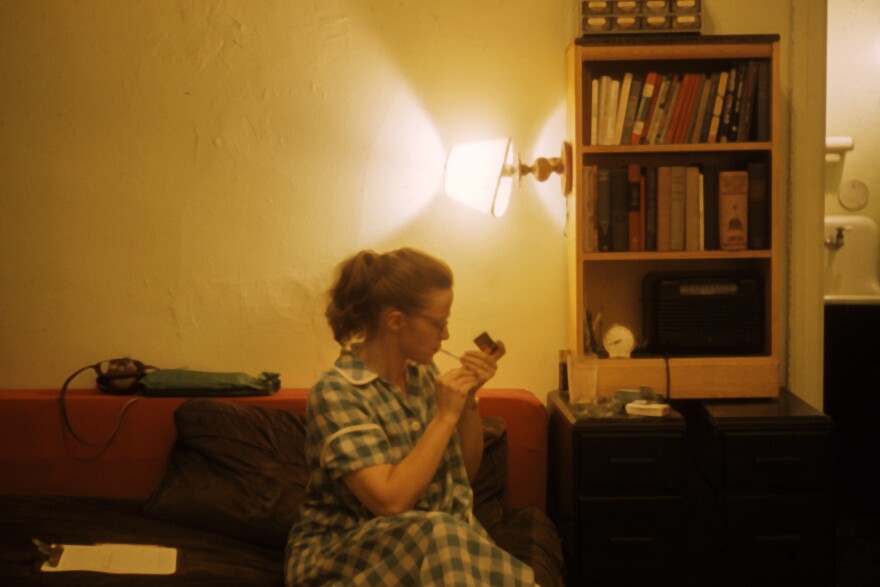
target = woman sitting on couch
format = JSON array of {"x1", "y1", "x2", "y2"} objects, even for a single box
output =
[{"x1": 285, "y1": 247, "x2": 536, "y2": 586}]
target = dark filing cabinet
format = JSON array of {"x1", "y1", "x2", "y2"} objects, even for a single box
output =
[
  {"x1": 548, "y1": 391, "x2": 687, "y2": 586},
  {"x1": 688, "y1": 391, "x2": 835, "y2": 586}
]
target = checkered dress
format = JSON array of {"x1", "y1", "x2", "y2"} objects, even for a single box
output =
[{"x1": 284, "y1": 349, "x2": 536, "y2": 586}]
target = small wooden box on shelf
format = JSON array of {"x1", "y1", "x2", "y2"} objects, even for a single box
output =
[{"x1": 565, "y1": 34, "x2": 781, "y2": 399}]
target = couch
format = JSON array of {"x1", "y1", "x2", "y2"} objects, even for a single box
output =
[{"x1": 0, "y1": 387, "x2": 564, "y2": 586}]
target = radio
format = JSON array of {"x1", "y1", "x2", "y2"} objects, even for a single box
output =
[{"x1": 642, "y1": 271, "x2": 764, "y2": 356}]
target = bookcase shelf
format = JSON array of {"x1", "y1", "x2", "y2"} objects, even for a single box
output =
[{"x1": 565, "y1": 35, "x2": 781, "y2": 399}]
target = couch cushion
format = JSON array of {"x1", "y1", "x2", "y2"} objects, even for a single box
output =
[
  {"x1": 472, "y1": 416, "x2": 507, "y2": 533},
  {"x1": 143, "y1": 398, "x2": 308, "y2": 548}
]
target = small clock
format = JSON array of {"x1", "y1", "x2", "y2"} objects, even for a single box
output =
[{"x1": 603, "y1": 323, "x2": 635, "y2": 358}]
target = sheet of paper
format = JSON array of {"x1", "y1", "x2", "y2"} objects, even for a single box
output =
[{"x1": 41, "y1": 543, "x2": 177, "y2": 574}]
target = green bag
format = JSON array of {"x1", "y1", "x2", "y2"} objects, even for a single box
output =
[{"x1": 140, "y1": 370, "x2": 281, "y2": 397}]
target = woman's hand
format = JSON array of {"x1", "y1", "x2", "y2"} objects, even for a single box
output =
[
  {"x1": 459, "y1": 340, "x2": 506, "y2": 394},
  {"x1": 435, "y1": 368, "x2": 479, "y2": 425}
]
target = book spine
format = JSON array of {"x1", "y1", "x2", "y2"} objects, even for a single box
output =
[
  {"x1": 657, "y1": 74, "x2": 683, "y2": 145},
  {"x1": 598, "y1": 75, "x2": 610, "y2": 145},
  {"x1": 707, "y1": 70, "x2": 729, "y2": 143},
  {"x1": 630, "y1": 71, "x2": 658, "y2": 145},
  {"x1": 644, "y1": 166, "x2": 657, "y2": 251},
  {"x1": 603, "y1": 78, "x2": 621, "y2": 146},
  {"x1": 736, "y1": 60, "x2": 759, "y2": 142},
  {"x1": 718, "y1": 170, "x2": 749, "y2": 251},
  {"x1": 684, "y1": 74, "x2": 708, "y2": 144},
  {"x1": 755, "y1": 60, "x2": 771, "y2": 142},
  {"x1": 656, "y1": 166, "x2": 671, "y2": 251},
  {"x1": 727, "y1": 61, "x2": 748, "y2": 142},
  {"x1": 701, "y1": 163, "x2": 720, "y2": 250},
  {"x1": 716, "y1": 66, "x2": 738, "y2": 143},
  {"x1": 627, "y1": 164, "x2": 643, "y2": 251},
  {"x1": 668, "y1": 166, "x2": 686, "y2": 251},
  {"x1": 613, "y1": 72, "x2": 633, "y2": 145},
  {"x1": 643, "y1": 74, "x2": 670, "y2": 144},
  {"x1": 590, "y1": 77, "x2": 599, "y2": 146},
  {"x1": 610, "y1": 167, "x2": 630, "y2": 252},
  {"x1": 747, "y1": 162, "x2": 768, "y2": 249},
  {"x1": 597, "y1": 168, "x2": 612, "y2": 252},
  {"x1": 583, "y1": 164, "x2": 597, "y2": 252},
  {"x1": 685, "y1": 166, "x2": 701, "y2": 251},
  {"x1": 620, "y1": 76, "x2": 643, "y2": 145},
  {"x1": 698, "y1": 72, "x2": 720, "y2": 143}
]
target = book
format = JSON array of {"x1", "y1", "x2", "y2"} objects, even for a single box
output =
[
  {"x1": 727, "y1": 61, "x2": 749, "y2": 141},
  {"x1": 656, "y1": 74, "x2": 682, "y2": 145},
  {"x1": 630, "y1": 72, "x2": 659, "y2": 144},
  {"x1": 685, "y1": 166, "x2": 701, "y2": 251},
  {"x1": 649, "y1": 74, "x2": 679, "y2": 144},
  {"x1": 627, "y1": 164, "x2": 643, "y2": 251},
  {"x1": 597, "y1": 168, "x2": 612, "y2": 251},
  {"x1": 644, "y1": 166, "x2": 657, "y2": 251},
  {"x1": 684, "y1": 74, "x2": 709, "y2": 144},
  {"x1": 736, "y1": 60, "x2": 759, "y2": 142},
  {"x1": 718, "y1": 170, "x2": 749, "y2": 251},
  {"x1": 613, "y1": 72, "x2": 633, "y2": 145},
  {"x1": 583, "y1": 164, "x2": 598, "y2": 252},
  {"x1": 755, "y1": 60, "x2": 771, "y2": 141},
  {"x1": 620, "y1": 75, "x2": 643, "y2": 145},
  {"x1": 642, "y1": 74, "x2": 670, "y2": 144},
  {"x1": 707, "y1": 69, "x2": 729, "y2": 143},
  {"x1": 701, "y1": 163, "x2": 720, "y2": 250},
  {"x1": 656, "y1": 166, "x2": 671, "y2": 251},
  {"x1": 716, "y1": 66, "x2": 738, "y2": 142},
  {"x1": 603, "y1": 78, "x2": 621, "y2": 145},
  {"x1": 671, "y1": 73, "x2": 700, "y2": 144},
  {"x1": 668, "y1": 166, "x2": 687, "y2": 251},
  {"x1": 663, "y1": 73, "x2": 696, "y2": 145},
  {"x1": 610, "y1": 167, "x2": 630, "y2": 252},
  {"x1": 747, "y1": 162, "x2": 768, "y2": 249},
  {"x1": 697, "y1": 71, "x2": 721, "y2": 143},
  {"x1": 590, "y1": 77, "x2": 599, "y2": 145},
  {"x1": 598, "y1": 75, "x2": 610, "y2": 145}
]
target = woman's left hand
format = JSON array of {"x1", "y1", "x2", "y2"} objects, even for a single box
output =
[{"x1": 459, "y1": 340, "x2": 506, "y2": 393}]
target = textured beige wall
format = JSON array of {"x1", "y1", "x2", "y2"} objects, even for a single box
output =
[{"x1": 0, "y1": 1, "x2": 818, "y2": 403}]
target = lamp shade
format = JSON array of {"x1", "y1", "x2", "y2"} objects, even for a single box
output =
[{"x1": 443, "y1": 138, "x2": 515, "y2": 217}]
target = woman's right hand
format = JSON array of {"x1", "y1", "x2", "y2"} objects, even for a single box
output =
[{"x1": 435, "y1": 368, "x2": 479, "y2": 425}]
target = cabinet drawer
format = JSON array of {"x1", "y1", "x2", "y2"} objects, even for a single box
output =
[
  {"x1": 576, "y1": 496, "x2": 681, "y2": 585},
  {"x1": 723, "y1": 432, "x2": 832, "y2": 491},
  {"x1": 577, "y1": 433, "x2": 683, "y2": 493},
  {"x1": 724, "y1": 494, "x2": 833, "y2": 586}
]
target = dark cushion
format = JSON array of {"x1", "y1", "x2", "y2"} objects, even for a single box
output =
[
  {"x1": 471, "y1": 416, "x2": 507, "y2": 533},
  {"x1": 143, "y1": 399, "x2": 308, "y2": 548},
  {"x1": 491, "y1": 507, "x2": 566, "y2": 587}
]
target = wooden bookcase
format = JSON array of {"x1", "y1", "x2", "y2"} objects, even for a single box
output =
[{"x1": 565, "y1": 35, "x2": 781, "y2": 399}]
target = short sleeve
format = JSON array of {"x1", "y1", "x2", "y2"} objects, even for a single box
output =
[{"x1": 306, "y1": 377, "x2": 395, "y2": 481}]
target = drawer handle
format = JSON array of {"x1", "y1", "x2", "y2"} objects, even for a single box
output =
[
  {"x1": 755, "y1": 534, "x2": 803, "y2": 544},
  {"x1": 609, "y1": 536, "x2": 655, "y2": 545},
  {"x1": 754, "y1": 456, "x2": 802, "y2": 467},
  {"x1": 609, "y1": 457, "x2": 656, "y2": 467}
]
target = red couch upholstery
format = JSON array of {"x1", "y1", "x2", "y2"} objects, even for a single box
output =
[{"x1": 0, "y1": 387, "x2": 547, "y2": 512}]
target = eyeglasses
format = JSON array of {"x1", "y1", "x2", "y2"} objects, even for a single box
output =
[{"x1": 415, "y1": 312, "x2": 449, "y2": 334}]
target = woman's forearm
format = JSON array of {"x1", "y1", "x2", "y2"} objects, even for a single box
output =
[{"x1": 457, "y1": 399, "x2": 483, "y2": 482}]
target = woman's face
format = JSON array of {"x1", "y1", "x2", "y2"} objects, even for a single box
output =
[{"x1": 402, "y1": 288, "x2": 452, "y2": 364}]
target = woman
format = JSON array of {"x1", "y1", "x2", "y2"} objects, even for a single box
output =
[{"x1": 285, "y1": 247, "x2": 536, "y2": 586}]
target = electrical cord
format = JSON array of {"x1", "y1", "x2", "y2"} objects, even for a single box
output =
[{"x1": 58, "y1": 360, "x2": 153, "y2": 453}]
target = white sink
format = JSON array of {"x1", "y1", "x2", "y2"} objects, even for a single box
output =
[{"x1": 824, "y1": 215, "x2": 880, "y2": 304}]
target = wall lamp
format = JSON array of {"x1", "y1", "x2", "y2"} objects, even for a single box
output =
[{"x1": 443, "y1": 138, "x2": 573, "y2": 217}]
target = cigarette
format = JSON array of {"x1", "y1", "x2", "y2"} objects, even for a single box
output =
[{"x1": 438, "y1": 348, "x2": 461, "y2": 362}]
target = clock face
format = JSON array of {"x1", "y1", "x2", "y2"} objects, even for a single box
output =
[{"x1": 604, "y1": 323, "x2": 635, "y2": 358}]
